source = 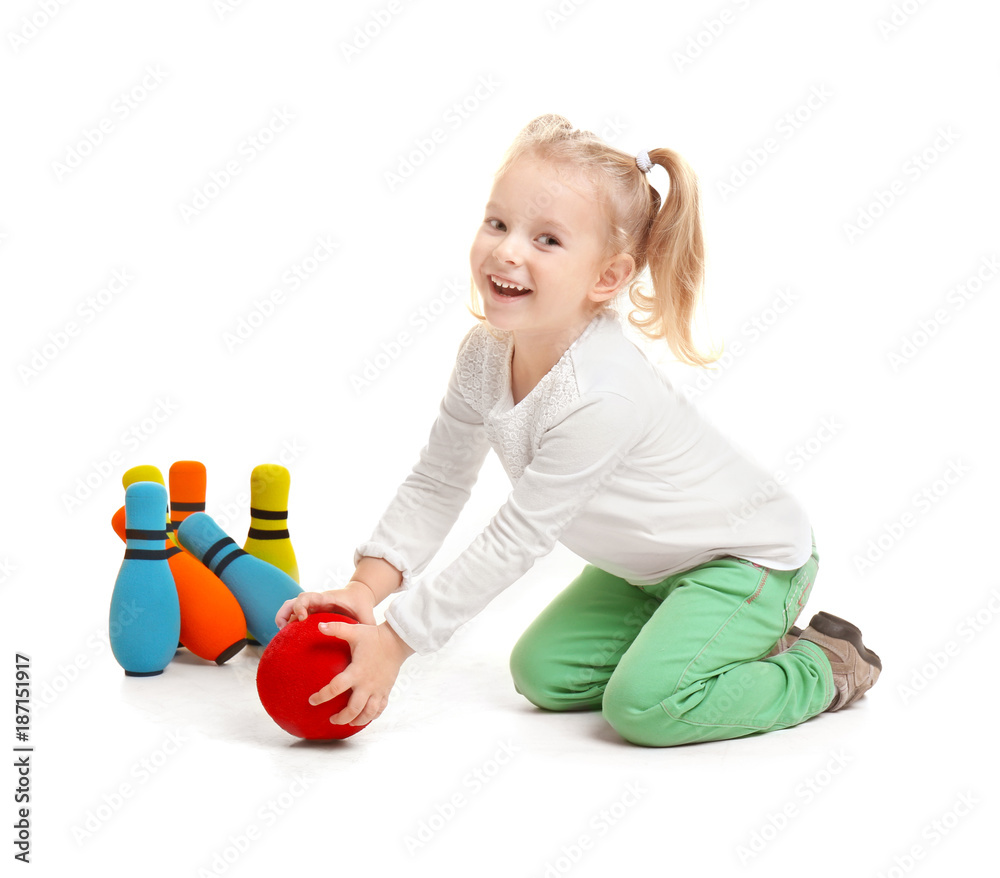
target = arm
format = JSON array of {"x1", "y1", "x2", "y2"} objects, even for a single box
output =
[
  {"x1": 350, "y1": 555, "x2": 403, "y2": 604},
  {"x1": 277, "y1": 331, "x2": 489, "y2": 633},
  {"x1": 307, "y1": 392, "x2": 642, "y2": 727},
  {"x1": 385, "y1": 391, "x2": 644, "y2": 655},
  {"x1": 352, "y1": 329, "x2": 492, "y2": 595}
]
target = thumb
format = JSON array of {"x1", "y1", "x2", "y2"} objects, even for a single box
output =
[{"x1": 317, "y1": 619, "x2": 356, "y2": 641}]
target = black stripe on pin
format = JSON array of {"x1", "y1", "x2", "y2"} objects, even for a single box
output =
[
  {"x1": 247, "y1": 528, "x2": 290, "y2": 540},
  {"x1": 203, "y1": 537, "x2": 236, "y2": 569},
  {"x1": 124, "y1": 547, "x2": 177, "y2": 561},
  {"x1": 125, "y1": 528, "x2": 167, "y2": 541},
  {"x1": 250, "y1": 508, "x2": 288, "y2": 520},
  {"x1": 214, "y1": 548, "x2": 248, "y2": 579},
  {"x1": 172, "y1": 501, "x2": 206, "y2": 512}
]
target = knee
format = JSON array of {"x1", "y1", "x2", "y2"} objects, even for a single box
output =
[
  {"x1": 509, "y1": 633, "x2": 598, "y2": 712},
  {"x1": 508, "y1": 634, "x2": 565, "y2": 711},
  {"x1": 602, "y1": 675, "x2": 693, "y2": 748}
]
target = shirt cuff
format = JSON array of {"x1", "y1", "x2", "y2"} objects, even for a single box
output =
[
  {"x1": 383, "y1": 598, "x2": 435, "y2": 656},
  {"x1": 353, "y1": 542, "x2": 412, "y2": 593}
]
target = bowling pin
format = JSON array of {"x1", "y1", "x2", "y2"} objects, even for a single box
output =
[
  {"x1": 244, "y1": 464, "x2": 299, "y2": 583},
  {"x1": 122, "y1": 465, "x2": 173, "y2": 543},
  {"x1": 177, "y1": 512, "x2": 302, "y2": 646},
  {"x1": 169, "y1": 461, "x2": 206, "y2": 539},
  {"x1": 111, "y1": 506, "x2": 247, "y2": 665},
  {"x1": 166, "y1": 459, "x2": 255, "y2": 649},
  {"x1": 110, "y1": 482, "x2": 181, "y2": 676},
  {"x1": 120, "y1": 465, "x2": 183, "y2": 648}
]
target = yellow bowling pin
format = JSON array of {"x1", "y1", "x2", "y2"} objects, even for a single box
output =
[{"x1": 243, "y1": 464, "x2": 299, "y2": 583}]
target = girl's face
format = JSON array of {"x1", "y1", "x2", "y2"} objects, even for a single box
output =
[{"x1": 470, "y1": 154, "x2": 619, "y2": 340}]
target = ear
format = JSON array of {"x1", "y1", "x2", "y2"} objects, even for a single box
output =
[{"x1": 589, "y1": 252, "x2": 635, "y2": 303}]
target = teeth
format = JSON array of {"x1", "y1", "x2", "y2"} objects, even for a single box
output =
[{"x1": 491, "y1": 275, "x2": 530, "y2": 292}]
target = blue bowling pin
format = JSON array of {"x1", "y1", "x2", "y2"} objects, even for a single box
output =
[
  {"x1": 110, "y1": 482, "x2": 181, "y2": 676},
  {"x1": 176, "y1": 512, "x2": 302, "y2": 646}
]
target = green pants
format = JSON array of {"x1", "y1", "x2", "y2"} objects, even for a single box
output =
[{"x1": 509, "y1": 536, "x2": 834, "y2": 747}]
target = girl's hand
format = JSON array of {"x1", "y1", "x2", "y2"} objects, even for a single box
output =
[
  {"x1": 275, "y1": 580, "x2": 377, "y2": 629},
  {"x1": 308, "y1": 620, "x2": 416, "y2": 727}
]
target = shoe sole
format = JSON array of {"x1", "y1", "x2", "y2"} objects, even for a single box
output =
[{"x1": 809, "y1": 611, "x2": 882, "y2": 670}]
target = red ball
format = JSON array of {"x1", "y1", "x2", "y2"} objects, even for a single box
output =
[{"x1": 256, "y1": 612, "x2": 369, "y2": 740}]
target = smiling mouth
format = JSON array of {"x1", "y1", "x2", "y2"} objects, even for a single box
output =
[{"x1": 489, "y1": 275, "x2": 533, "y2": 298}]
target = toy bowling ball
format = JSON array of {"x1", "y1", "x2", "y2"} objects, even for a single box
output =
[{"x1": 256, "y1": 612, "x2": 369, "y2": 740}]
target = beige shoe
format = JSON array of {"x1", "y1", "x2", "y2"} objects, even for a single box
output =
[
  {"x1": 798, "y1": 611, "x2": 882, "y2": 711},
  {"x1": 765, "y1": 626, "x2": 802, "y2": 658}
]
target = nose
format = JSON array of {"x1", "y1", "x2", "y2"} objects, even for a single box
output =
[{"x1": 492, "y1": 232, "x2": 522, "y2": 265}]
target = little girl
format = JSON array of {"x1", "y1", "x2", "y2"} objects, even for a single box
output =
[{"x1": 276, "y1": 114, "x2": 881, "y2": 747}]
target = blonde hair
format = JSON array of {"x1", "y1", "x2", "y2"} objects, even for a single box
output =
[{"x1": 467, "y1": 113, "x2": 719, "y2": 368}]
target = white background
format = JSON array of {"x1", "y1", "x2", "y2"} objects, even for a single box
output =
[{"x1": 2, "y1": 0, "x2": 998, "y2": 875}]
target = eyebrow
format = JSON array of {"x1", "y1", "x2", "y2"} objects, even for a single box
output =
[{"x1": 484, "y1": 202, "x2": 571, "y2": 237}]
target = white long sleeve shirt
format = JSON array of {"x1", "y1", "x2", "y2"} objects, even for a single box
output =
[{"x1": 355, "y1": 307, "x2": 813, "y2": 655}]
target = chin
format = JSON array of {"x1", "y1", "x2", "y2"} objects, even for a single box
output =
[{"x1": 481, "y1": 308, "x2": 517, "y2": 332}]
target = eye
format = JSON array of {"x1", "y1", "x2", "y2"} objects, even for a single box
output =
[
  {"x1": 538, "y1": 234, "x2": 560, "y2": 247},
  {"x1": 485, "y1": 218, "x2": 505, "y2": 232}
]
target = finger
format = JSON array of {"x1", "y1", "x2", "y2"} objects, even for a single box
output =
[
  {"x1": 325, "y1": 602, "x2": 365, "y2": 624},
  {"x1": 330, "y1": 603, "x2": 375, "y2": 626},
  {"x1": 274, "y1": 598, "x2": 297, "y2": 628},
  {"x1": 308, "y1": 671, "x2": 352, "y2": 707},
  {"x1": 328, "y1": 689, "x2": 372, "y2": 727},
  {"x1": 287, "y1": 593, "x2": 323, "y2": 624},
  {"x1": 317, "y1": 620, "x2": 358, "y2": 643},
  {"x1": 347, "y1": 693, "x2": 387, "y2": 727}
]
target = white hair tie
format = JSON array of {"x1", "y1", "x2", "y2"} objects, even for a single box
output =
[{"x1": 635, "y1": 150, "x2": 653, "y2": 173}]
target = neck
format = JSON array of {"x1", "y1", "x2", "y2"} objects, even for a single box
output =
[{"x1": 510, "y1": 310, "x2": 601, "y2": 381}]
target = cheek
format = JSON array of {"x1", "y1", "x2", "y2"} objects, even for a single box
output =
[{"x1": 469, "y1": 234, "x2": 490, "y2": 267}]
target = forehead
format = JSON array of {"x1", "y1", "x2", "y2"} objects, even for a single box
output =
[{"x1": 489, "y1": 155, "x2": 603, "y2": 233}]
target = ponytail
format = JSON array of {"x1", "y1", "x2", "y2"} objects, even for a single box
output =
[{"x1": 627, "y1": 148, "x2": 719, "y2": 367}]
